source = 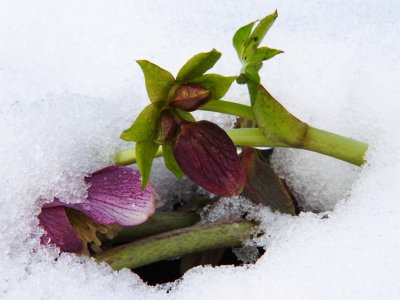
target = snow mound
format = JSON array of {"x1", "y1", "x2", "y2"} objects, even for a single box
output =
[{"x1": 1, "y1": 0, "x2": 400, "y2": 299}]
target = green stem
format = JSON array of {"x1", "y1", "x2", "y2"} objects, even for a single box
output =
[
  {"x1": 104, "y1": 212, "x2": 200, "y2": 245},
  {"x1": 114, "y1": 146, "x2": 162, "y2": 165},
  {"x1": 95, "y1": 220, "x2": 256, "y2": 270},
  {"x1": 302, "y1": 126, "x2": 368, "y2": 166},
  {"x1": 199, "y1": 100, "x2": 255, "y2": 120},
  {"x1": 114, "y1": 127, "x2": 367, "y2": 166}
]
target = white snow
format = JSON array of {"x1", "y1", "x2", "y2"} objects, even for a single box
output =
[{"x1": 1, "y1": 0, "x2": 400, "y2": 299}]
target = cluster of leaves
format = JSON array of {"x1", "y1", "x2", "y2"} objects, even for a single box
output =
[
  {"x1": 120, "y1": 49, "x2": 244, "y2": 195},
  {"x1": 233, "y1": 10, "x2": 283, "y2": 102},
  {"x1": 119, "y1": 11, "x2": 291, "y2": 199}
]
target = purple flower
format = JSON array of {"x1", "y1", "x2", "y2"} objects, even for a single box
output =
[
  {"x1": 173, "y1": 120, "x2": 245, "y2": 196},
  {"x1": 38, "y1": 166, "x2": 158, "y2": 253}
]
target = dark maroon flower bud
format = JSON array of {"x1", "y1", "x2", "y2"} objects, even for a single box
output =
[
  {"x1": 155, "y1": 110, "x2": 178, "y2": 144},
  {"x1": 170, "y1": 83, "x2": 210, "y2": 112},
  {"x1": 173, "y1": 120, "x2": 245, "y2": 196}
]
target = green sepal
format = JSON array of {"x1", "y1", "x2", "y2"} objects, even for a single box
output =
[
  {"x1": 232, "y1": 21, "x2": 255, "y2": 59},
  {"x1": 175, "y1": 109, "x2": 196, "y2": 122},
  {"x1": 242, "y1": 10, "x2": 278, "y2": 60},
  {"x1": 246, "y1": 47, "x2": 283, "y2": 66},
  {"x1": 120, "y1": 104, "x2": 161, "y2": 142},
  {"x1": 254, "y1": 85, "x2": 308, "y2": 146},
  {"x1": 176, "y1": 49, "x2": 221, "y2": 82},
  {"x1": 136, "y1": 60, "x2": 175, "y2": 103},
  {"x1": 191, "y1": 74, "x2": 236, "y2": 100},
  {"x1": 162, "y1": 143, "x2": 184, "y2": 178},
  {"x1": 136, "y1": 139, "x2": 160, "y2": 189}
]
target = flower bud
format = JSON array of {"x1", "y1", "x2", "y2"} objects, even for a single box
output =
[
  {"x1": 170, "y1": 83, "x2": 210, "y2": 111},
  {"x1": 173, "y1": 120, "x2": 245, "y2": 196},
  {"x1": 155, "y1": 110, "x2": 178, "y2": 144}
]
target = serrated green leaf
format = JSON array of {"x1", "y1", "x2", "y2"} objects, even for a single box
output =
[
  {"x1": 137, "y1": 60, "x2": 175, "y2": 102},
  {"x1": 246, "y1": 47, "x2": 283, "y2": 66},
  {"x1": 232, "y1": 21, "x2": 255, "y2": 59},
  {"x1": 136, "y1": 140, "x2": 160, "y2": 189},
  {"x1": 120, "y1": 104, "x2": 161, "y2": 142},
  {"x1": 191, "y1": 74, "x2": 236, "y2": 100},
  {"x1": 242, "y1": 10, "x2": 278, "y2": 60},
  {"x1": 175, "y1": 109, "x2": 196, "y2": 122},
  {"x1": 254, "y1": 85, "x2": 307, "y2": 146},
  {"x1": 176, "y1": 49, "x2": 221, "y2": 82},
  {"x1": 162, "y1": 143, "x2": 184, "y2": 178}
]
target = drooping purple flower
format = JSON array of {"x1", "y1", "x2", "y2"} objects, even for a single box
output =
[
  {"x1": 173, "y1": 120, "x2": 245, "y2": 196},
  {"x1": 38, "y1": 166, "x2": 158, "y2": 252}
]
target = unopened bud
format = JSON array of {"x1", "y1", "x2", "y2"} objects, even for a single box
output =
[
  {"x1": 155, "y1": 110, "x2": 178, "y2": 144},
  {"x1": 170, "y1": 83, "x2": 210, "y2": 112},
  {"x1": 173, "y1": 121, "x2": 245, "y2": 196}
]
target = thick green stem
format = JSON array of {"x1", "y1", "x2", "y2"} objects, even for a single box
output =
[
  {"x1": 95, "y1": 220, "x2": 256, "y2": 270},
  {"x1": 114, "y1": 146, "x2": 162, "y2": 165},
  {"x1": 114, "y1": 127, "x2": 367, "y2": 166},
  {"x1": 302, "y1": 126, "x2": 368, "y2": 166},
  {"x1": 199, "y1": 100, "x2": 255, "y2": 120},
  {"x1": 104, "y1": 212, "x2": 200, "y2": 245}
]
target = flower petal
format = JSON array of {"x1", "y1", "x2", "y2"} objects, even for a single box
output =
[
  {"x1": 38, "y1": 206, "x2": 83, "y2": 253},
  {"x1": 71, "y1": 166, "x2": 157, "y2": 226},
  {"x1": 173, "y1": 121, "x2": 245, "y2": 196}
]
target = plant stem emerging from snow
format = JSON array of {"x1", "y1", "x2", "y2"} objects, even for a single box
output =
[
  {"x1": 102, "y1": 212, "x2": 200, "y2": 245},
  {"x1": 95, "y1": 220, "x2": 256, "y2": 270},
  {"x1": 114, "y1": 128, "x2": 367, "y2": 166}
]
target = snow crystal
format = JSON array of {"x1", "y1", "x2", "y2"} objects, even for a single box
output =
[{"x1": 1, "y1": 0, "x2": 400, "y2": 299}]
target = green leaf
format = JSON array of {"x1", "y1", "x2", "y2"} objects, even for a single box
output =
[
  {"x1": 254, "y1": 85, "x2": 308, "y2": 146},
  {"x1": 176, "y1": 49, "x2": 222, "y2": 82},
  {"x1": 162, "y1": 143, "x2": 184, "y2": 178},
  {"x1": 191, "y1": 74, "x2": 236, "y2": 100},
  {"x1": 175, "y1": 109, "x2": 196, "y2": 122},
  {"x1": 137, "y1": 60, "x2": 175, "y2": 102},
  {"x1": 136, "y1": 140, "x2": 160, "y2": 189},
  {"x1": 120, "y1": 104, "x2": 160, "y2": 142},
  {"x1": 244, "y1": 66, "x2": 260, "y2": 84},
  {"x1": 246, "y1": 47, "x2": 283, "y2": 66},
  {"x1": 242, "y1": 10, "x2": 278, "y2": 60},
  {"x1": 232, "y1": 21, "x2": 255, "y2": 59}
]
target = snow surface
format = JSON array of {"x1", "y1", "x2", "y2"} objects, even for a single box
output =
[{"x1": 1, "y1": 0, "x2": 400, "y2": 299}]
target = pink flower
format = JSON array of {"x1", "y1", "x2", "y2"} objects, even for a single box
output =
[{"x1": 38, "y1": 166, "x2": 157, "y2": 253}]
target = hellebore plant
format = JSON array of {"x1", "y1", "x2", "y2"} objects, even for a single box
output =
[
  {"x1": 38, "y1": 166, "x2": 157, "y2": 253},
  {"x1": 116, "y1": 10, "x2": 368, "y2": 197},
  {"x1": 119, "y1": 50, "x2": 244, "y2": 196},
  {"x1": 39, "y1": 11, "x2": 370, "y2": 276}
]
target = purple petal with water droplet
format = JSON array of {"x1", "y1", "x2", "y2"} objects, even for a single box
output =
[
  {"x1": 70, "y1": 166, "x2": 157, "y2": 226},
  {"x1": 38, "y1": 206, "x2": 83, "y2": 253}
]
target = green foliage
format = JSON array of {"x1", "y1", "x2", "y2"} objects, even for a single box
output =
[
  {"x1": 120, "y1": 104, "x2": 161, "y2": 142},
  {"x1": 242, "y1": 10, "x2": 278, "y2": 60},
  {"x1": 136, "y1": 140, "x2": 160, "y2": 188},
  {"x1": 246, "y1": 47, "x2": 283, "y2": 66},
  {"x1": 136, "y1": 60, "x2": 175, "y2": 102},
  {"x1": 191, "y1": 74, "x2": 236, "y2": 100},
  {"x1": 162, "y1": 143, "x2": 185, "y2": 178},
  {"x1": 233, "y1": 21, "x2": 255, "y2": 59},
  {"x1": 176, "y1": 49, "x2": 221, "y2": 82},
  {"x1": 174, "y1": 109, "x2": 196, "y2": 122},
  {"x1": 233, "y1": 10, "x2": 283, "y2": 93},
  {"x1": 254, "y1": 85, "x2": 307, "y2": 147}
]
